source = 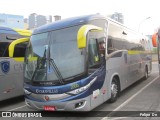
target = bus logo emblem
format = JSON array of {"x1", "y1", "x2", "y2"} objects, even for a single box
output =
[{"x1": 0, "y1": 61, "x2": 10, "y2": 74}]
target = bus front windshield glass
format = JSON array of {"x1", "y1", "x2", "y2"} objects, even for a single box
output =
[{"x1": 24, "y1": 25, "x2": 86, "y2": 83}]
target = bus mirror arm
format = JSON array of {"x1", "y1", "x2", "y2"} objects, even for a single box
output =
[
  {"x1": 81, "y1": 49, "x2": 86, "y2": 55},
  {"x1": 105, "y1": 54, "x2": 109, "y2": 60},
  {"x1": 105, "y1": 53, "x2": 113, "y2": 60}
]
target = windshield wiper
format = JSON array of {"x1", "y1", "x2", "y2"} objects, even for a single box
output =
[
  {"x1": 48, "y1": 46, "x2": 64, "y2": 84},
  {"x1": 31, "y1": 49, "x2": 47, "y2": 81},
  {"x1": 30, "y1": 45, "x2": 64, "y2": 84}
]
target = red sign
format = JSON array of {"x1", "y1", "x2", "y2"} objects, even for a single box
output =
[{"x1": 44, "y1": 106, "x2": 56, "y2": 111}]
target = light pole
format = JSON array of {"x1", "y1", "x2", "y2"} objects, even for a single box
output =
[{"x1": 138, "y1": 17, "x2": 151, "y2": 32}]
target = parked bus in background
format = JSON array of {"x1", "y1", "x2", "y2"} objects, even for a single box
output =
[
  {"x1": 23, "y1": 14, "x2": 152, "y2": 111},
  {"x1": 0, "y1": 27, "x2": 31, "y2": 101}
]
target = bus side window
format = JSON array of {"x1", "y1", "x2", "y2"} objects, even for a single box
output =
[
  {"x1": 0, "y1": 42, "x2": 9, "y2": 57},
  {"x1": 13, "y1": 42, "x2": 28, "y2": 57}
]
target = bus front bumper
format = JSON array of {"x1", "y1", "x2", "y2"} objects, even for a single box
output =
[{"x1": 25, "y1": 97, "x2": 91, "y2": 111}]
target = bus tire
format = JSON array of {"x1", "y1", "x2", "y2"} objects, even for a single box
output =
[
  {"x1": 143, "y1": 66, "x2": 148, "y2": 80},
  {"x1": 109, "y1": 77, "x2": 120, "y2": 103}
]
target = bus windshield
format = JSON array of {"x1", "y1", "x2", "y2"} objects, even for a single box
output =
[{"x1": 24, "y1": 25, "x2": 86, "y2": 83}]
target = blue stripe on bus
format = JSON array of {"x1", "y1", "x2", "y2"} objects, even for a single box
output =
[
  {"x1": 25, "y1": 66, "x2": 106, "y2": 102},
  {"x1": 0, "y1": 27, "x2": 15, "y2": 31},
  {"x1": 33, "y1": 14, "x2": 105, "y2": 34},
  {"x1": 25, "y1": 74, "x2": 105, "y2": 103},
  {"x1": 0, "y1": 29, "x2": 19, "y2": 35}
]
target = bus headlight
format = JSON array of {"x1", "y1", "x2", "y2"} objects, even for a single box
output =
[
  {"x1": 67, "y1": 76, "x2": 97, "y2": 95},
  {"x1": 24, "y1": 89, "x2": 31, "y2": 95}
]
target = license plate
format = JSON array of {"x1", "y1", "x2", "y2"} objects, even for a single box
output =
[{"x1": 44, "y1": 106, "x2": 56, "y2": 111}]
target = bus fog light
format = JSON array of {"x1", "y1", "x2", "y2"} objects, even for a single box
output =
[
  {"x1": 24, "y1": 89, "x2": 31, "y2": 95},
  {"x1": 75, "y1": 101, "x2": 84, "y2": 108}
]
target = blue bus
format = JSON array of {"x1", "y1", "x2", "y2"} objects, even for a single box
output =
[{"x1": 24, "y1": 14, "x2": 152, "y2": 111}]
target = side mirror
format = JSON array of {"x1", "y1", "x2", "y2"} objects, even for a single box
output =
[
  {"x1": 152, "y1": 33, "x2": 157, "y2": 47},
  {"x1": 77, "y1": 24, "x2": 103, "y2": 49},
  {"x1": 9, "y1": 37, "x2": 29, "y2": 62}
]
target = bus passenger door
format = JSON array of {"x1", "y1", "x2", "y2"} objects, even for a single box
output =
[{"x1": 87, "y1": 31, "x2": 106, "y2": 108}]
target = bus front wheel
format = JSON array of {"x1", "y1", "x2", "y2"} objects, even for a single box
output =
[{"x1": 109, "y1": 77, "x2": 120, "y2": 103}]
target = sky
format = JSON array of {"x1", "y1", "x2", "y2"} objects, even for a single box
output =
[{"x1": 0, "y1": 0, "x2": 160, "y2": 35}]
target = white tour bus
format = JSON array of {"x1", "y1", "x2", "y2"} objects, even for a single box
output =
[{"x1": 23, "y1": 14, "x2": 152, "y2": 111}]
